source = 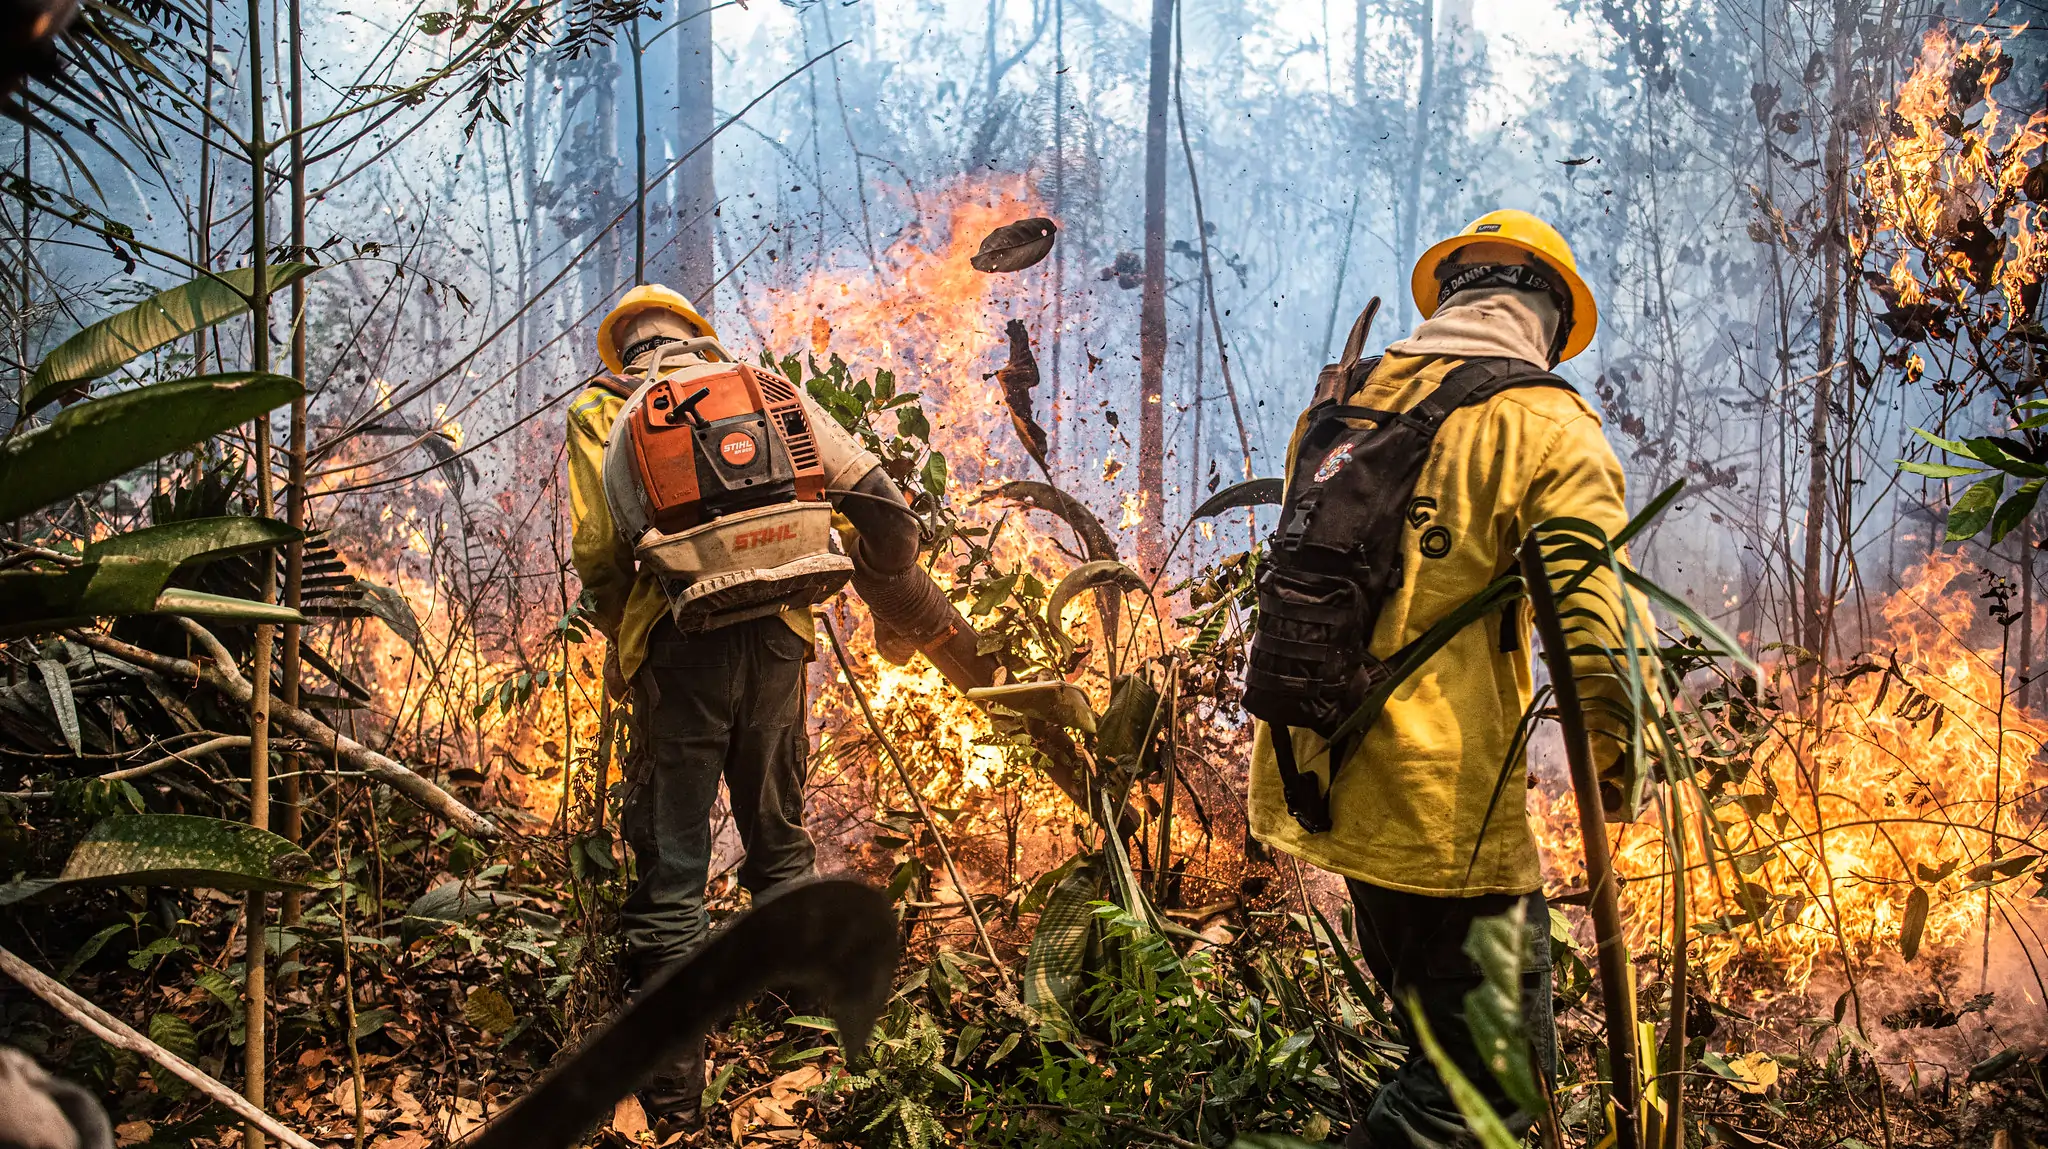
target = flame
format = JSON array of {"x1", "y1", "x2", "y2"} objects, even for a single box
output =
[
  {"x1": 1861, "y1": 27, "x2": 2048, "y2": 311},
  {"x1": 1537, "y1": 552, "x2": 2047, "y2": 993}
]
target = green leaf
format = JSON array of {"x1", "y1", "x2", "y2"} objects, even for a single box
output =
[
  {"x1": 896, "y1": 404, "x2": 931, "y2": 442},
  {"x1": 921, "y1": 451, "x2": 949, "y2": 499},
  {"x1": 0, "y1": 373, "x2": 303, "y2": 521},
  {"x1": 1990, "y1": 479, "x2": 2043, "y2": 543},
  {"x1": 85, "y1": 516, "x2": 299, "y2": 567},
  {"x1": 23, "y1": 264, "x2": 319, "y2": 413},
  {"x1": 463, "y1": 986, "x2": 516, "y2": 1035},
  {"x1": 1946, "y1": 475, "x2": 2004, "y2": 541},
  {"x1": 1911, "y1": 426, "x2": 1979, "y2": 458},
  {"x1": 53, "y1": 814, "x2": 314, "y2": 894},
  {"x1": 148, "y1": 1012, "x2": 197, "y2": 1099},
  {"x1": 970, "y1": 572, "x2": 1019, "y2": 617},
  {"x1": 1095, "y1": 674, "x2": 1161, "y2": 775},
  {"x1": 0, "y1": 560, "x2": 301, "y2": 639},
  {"x1": 1046, "y1": 559, "x2": 1146, "y2": 629},
  {"x1": 34, "y1": 658, "x2": 81, "y2": 755},
  {"x1": 350, "y1": 1007, "x2": 396, "y2": 1041},
  {"x1": 1191, "y1": 477, "x2": 1283, "y2": 520},
  {"x1": 1403, "y1": 988, "x2": 1523, "y2": 1149},
  {"x1": 1461, "y1": 905, "x2": 1543, "y2": 1114},
  {"x1": 1021, "y1": 856, "x2": 1102, "y2": 1027},
  {"x1": 1897, "y1": 460, "x2": 1988, "y2": 479},
  {"x1": 1899, "y1": 886, "x2": 1929, "y2": 962}
]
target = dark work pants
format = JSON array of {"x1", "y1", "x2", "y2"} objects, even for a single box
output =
[
  {"x1": 1345, "y1": 881, "x2": 1558, "y2": 1149},
  {"x1": 620, "y1": 616, "x2": 817, "y2": 986}
]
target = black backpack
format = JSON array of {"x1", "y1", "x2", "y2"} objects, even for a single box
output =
[{"x1": 1245, "y1": 301, "x2": 1573, "y2": 834}]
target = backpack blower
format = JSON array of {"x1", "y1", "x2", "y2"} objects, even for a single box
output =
[{"x1": 602, "y1": 336, "x2": 853, "y2": 632}]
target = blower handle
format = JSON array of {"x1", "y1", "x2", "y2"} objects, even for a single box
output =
[{"x1": 664, "y1": 386, "x2": 712, "y2": 428}]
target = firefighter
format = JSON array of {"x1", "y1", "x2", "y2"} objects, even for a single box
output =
[
  {"x1": 1246, "y1": 211, "x2": 1645, "y2": 1148},
  {"x1": 566, "y1": 285, "x2": 922, "y2": 1125}
]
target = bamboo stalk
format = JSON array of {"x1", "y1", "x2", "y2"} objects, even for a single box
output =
[
  {"x1": 0, "y1": 946, "x2": 323, "y2": 1149},
  {"x1": 279, "y1": 0, "x2": 309, "y2": 942},
  {"x1": 1518, "y1": 531, "x2": 1639, "y2": 1149},
  {"x1": 242, "y1": 0, "x2": 276, "y2": 1131}
]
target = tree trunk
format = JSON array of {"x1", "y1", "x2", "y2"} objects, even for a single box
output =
[
  {"x1": 675, "y1": 0, "x2": 717, "y2": 308},
  {"x1": 1049, "y1": 0, "x2": 1065, "y2": 467},
  {"x1": 1395, "y1": 0, "x2": 1435, "y2": 332},
  {"x1": 279, "y1": 0, "x2": 307, "y2": 946},
  {"x1": 1138, "y1": 0, "x2": 1173, "y2": 564},
  {"x1": 241, "y1": 0, "x2": 275, "y2": 1138}
]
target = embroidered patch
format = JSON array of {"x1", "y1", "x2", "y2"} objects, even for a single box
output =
[{"x1": 1313, "y1": 443, "x2": 1354, "y2": 483}]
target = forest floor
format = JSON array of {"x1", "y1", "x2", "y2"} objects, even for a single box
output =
[{"x1": 10, "y1": 811, "x2": 2044, "y2": 1149}]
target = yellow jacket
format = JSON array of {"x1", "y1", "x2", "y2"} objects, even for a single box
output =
[
  {"x1": 565, "y1": 384, "x2": 811, "y2": 680},
  {"x1": 1247, "y1": 349, "x2": 1648, "y2": 897}
]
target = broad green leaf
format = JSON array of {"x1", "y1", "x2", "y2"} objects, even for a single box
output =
[
  {"x1": 1911, "y1": 426, "x2": 1979, "y2": 458},
  {"x1": 1021, "y1": 856, "x2": 1102, "y2": 1028},
  {"x1": 0, "y1": 560, "x2": 300, "y2": 638},
  {"x1": 0, "y1": 373, "x2": 302, "y2": 520},
  {"x1": 1095, "y1": 673, "x2": 1161, "y2": 775},
  {"x1": 1990, "y1": 479, "x2": 2043, "y2": 543},
  {"x1": 1191, "y1": 476, "x2": 1282, "y2": 521},
  {"x1": 1897, "y1": 460, "x2": 1987, "y2": 480},
  {"x1": 1962, "y1": 436, "x2": 2048, "y2": 477},
  {"x1": 55, "y1": 814, "x2": 314, "y2": 893},
  {"x1": 1899, "y1": 886, "x2": 1929, "y2": 962},
  {"x1": 1046, "y1": 559, "x2": 1146, "y2": 629},
  {"x1": 85, "y1": 516, "x2": 299, "y2": 566},
  {"x1": 23, "y1": 264, "x2": 318, "y2": 412},
  {"x1": 1946, "y1": 475, "x2": 2004, "y2": 541},
  {"x1": 1461, "y1": 905, "x2": 1543, "y2": 1114},
  {"x1": 0, "y1": 558, "x2": 178, "y2": 637},
  {"x1": 1403, "y1": 988, "x2": 1523, "y2": 1149}
]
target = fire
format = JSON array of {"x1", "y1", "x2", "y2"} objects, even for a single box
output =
[
  {"x1": 1538, "y1": 552, "x2": 2047, "y2": 994},
  {"x1": 1861, "y1": 27, "x2": 2048, "y2": 309}
]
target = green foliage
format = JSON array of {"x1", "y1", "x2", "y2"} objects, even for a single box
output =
[
  {"x1": 1, "y1": 814, "x2": 315, "y2": 902},
  {"x1": 1899, "y1": 419, "x2": 2048, "y2": 542},
  {"x1": 0, "y1": 372, "x2": 302, "y2": 521},
  {"x1": 838, "y1": 901, "x2": 1371, "y2": 1149},
  {"x1": 1459, "y1": 905, "x2": 1542, "y2": 1115},
  {"x1": 22, "y1": 264, "x2": 319, "y2": 413},
  {"x1": 1403, "y1": 987, "x2": 1523, "y2": 1149}
]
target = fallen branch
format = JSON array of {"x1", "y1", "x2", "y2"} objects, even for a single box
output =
[
  {"x1": 1, "y1": 735, "x2": 256, "y2": 798},
  {"x1": 0, "y1": 945, "x2": 324, "y2": 1149},
  {"x1": 64, "y1": 624, "x2": 497, "y2": 839}
]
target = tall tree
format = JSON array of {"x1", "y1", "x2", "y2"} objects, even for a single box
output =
[
  {"x1": 675, "y1": 0, "x2": 716, "y2": 308},
  {"x1": 1138, "y1": 0, "x2": 1173, "y2": 562},
  {"x1": 1394, "y1": 0, "x2": 1436, "y2": 332}
]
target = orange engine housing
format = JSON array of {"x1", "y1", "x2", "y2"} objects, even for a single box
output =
[{"x1": 627, "y1": 363, "x2": 827, "y2": 534}]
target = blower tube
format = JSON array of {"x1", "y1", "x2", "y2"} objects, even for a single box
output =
[{"x1": 834, "y1": 468, "x2": 1135, "y2": 835}]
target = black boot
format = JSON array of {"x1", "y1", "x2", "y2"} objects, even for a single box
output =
[{"x1": 637, "y1": 1034, "x2": 707, "y2": 1132}]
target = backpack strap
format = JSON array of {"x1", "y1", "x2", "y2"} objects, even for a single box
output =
[{"x1": 586, "y1": 371, "x2": 637, "y2": 400}]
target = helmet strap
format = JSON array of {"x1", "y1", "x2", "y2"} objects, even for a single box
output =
[{"x1": 1434, "y1": 261, "x2": 1573, "y2": 366}]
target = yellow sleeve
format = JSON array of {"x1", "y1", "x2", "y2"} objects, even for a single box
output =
[
  {"x1": 566, "y1": 389, "x2": 636, "y2": 640},
  {"x1": 1516, "y1": 411, "x2": 1659, "y2": 817}
]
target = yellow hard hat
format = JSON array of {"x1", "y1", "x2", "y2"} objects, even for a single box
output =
[
  {"x1": 1410, "y1": 209, "x2": 1599, "y2": 363},
  {"x1": 597, "y1": 284, "x2": 717, "y2": 373}
]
